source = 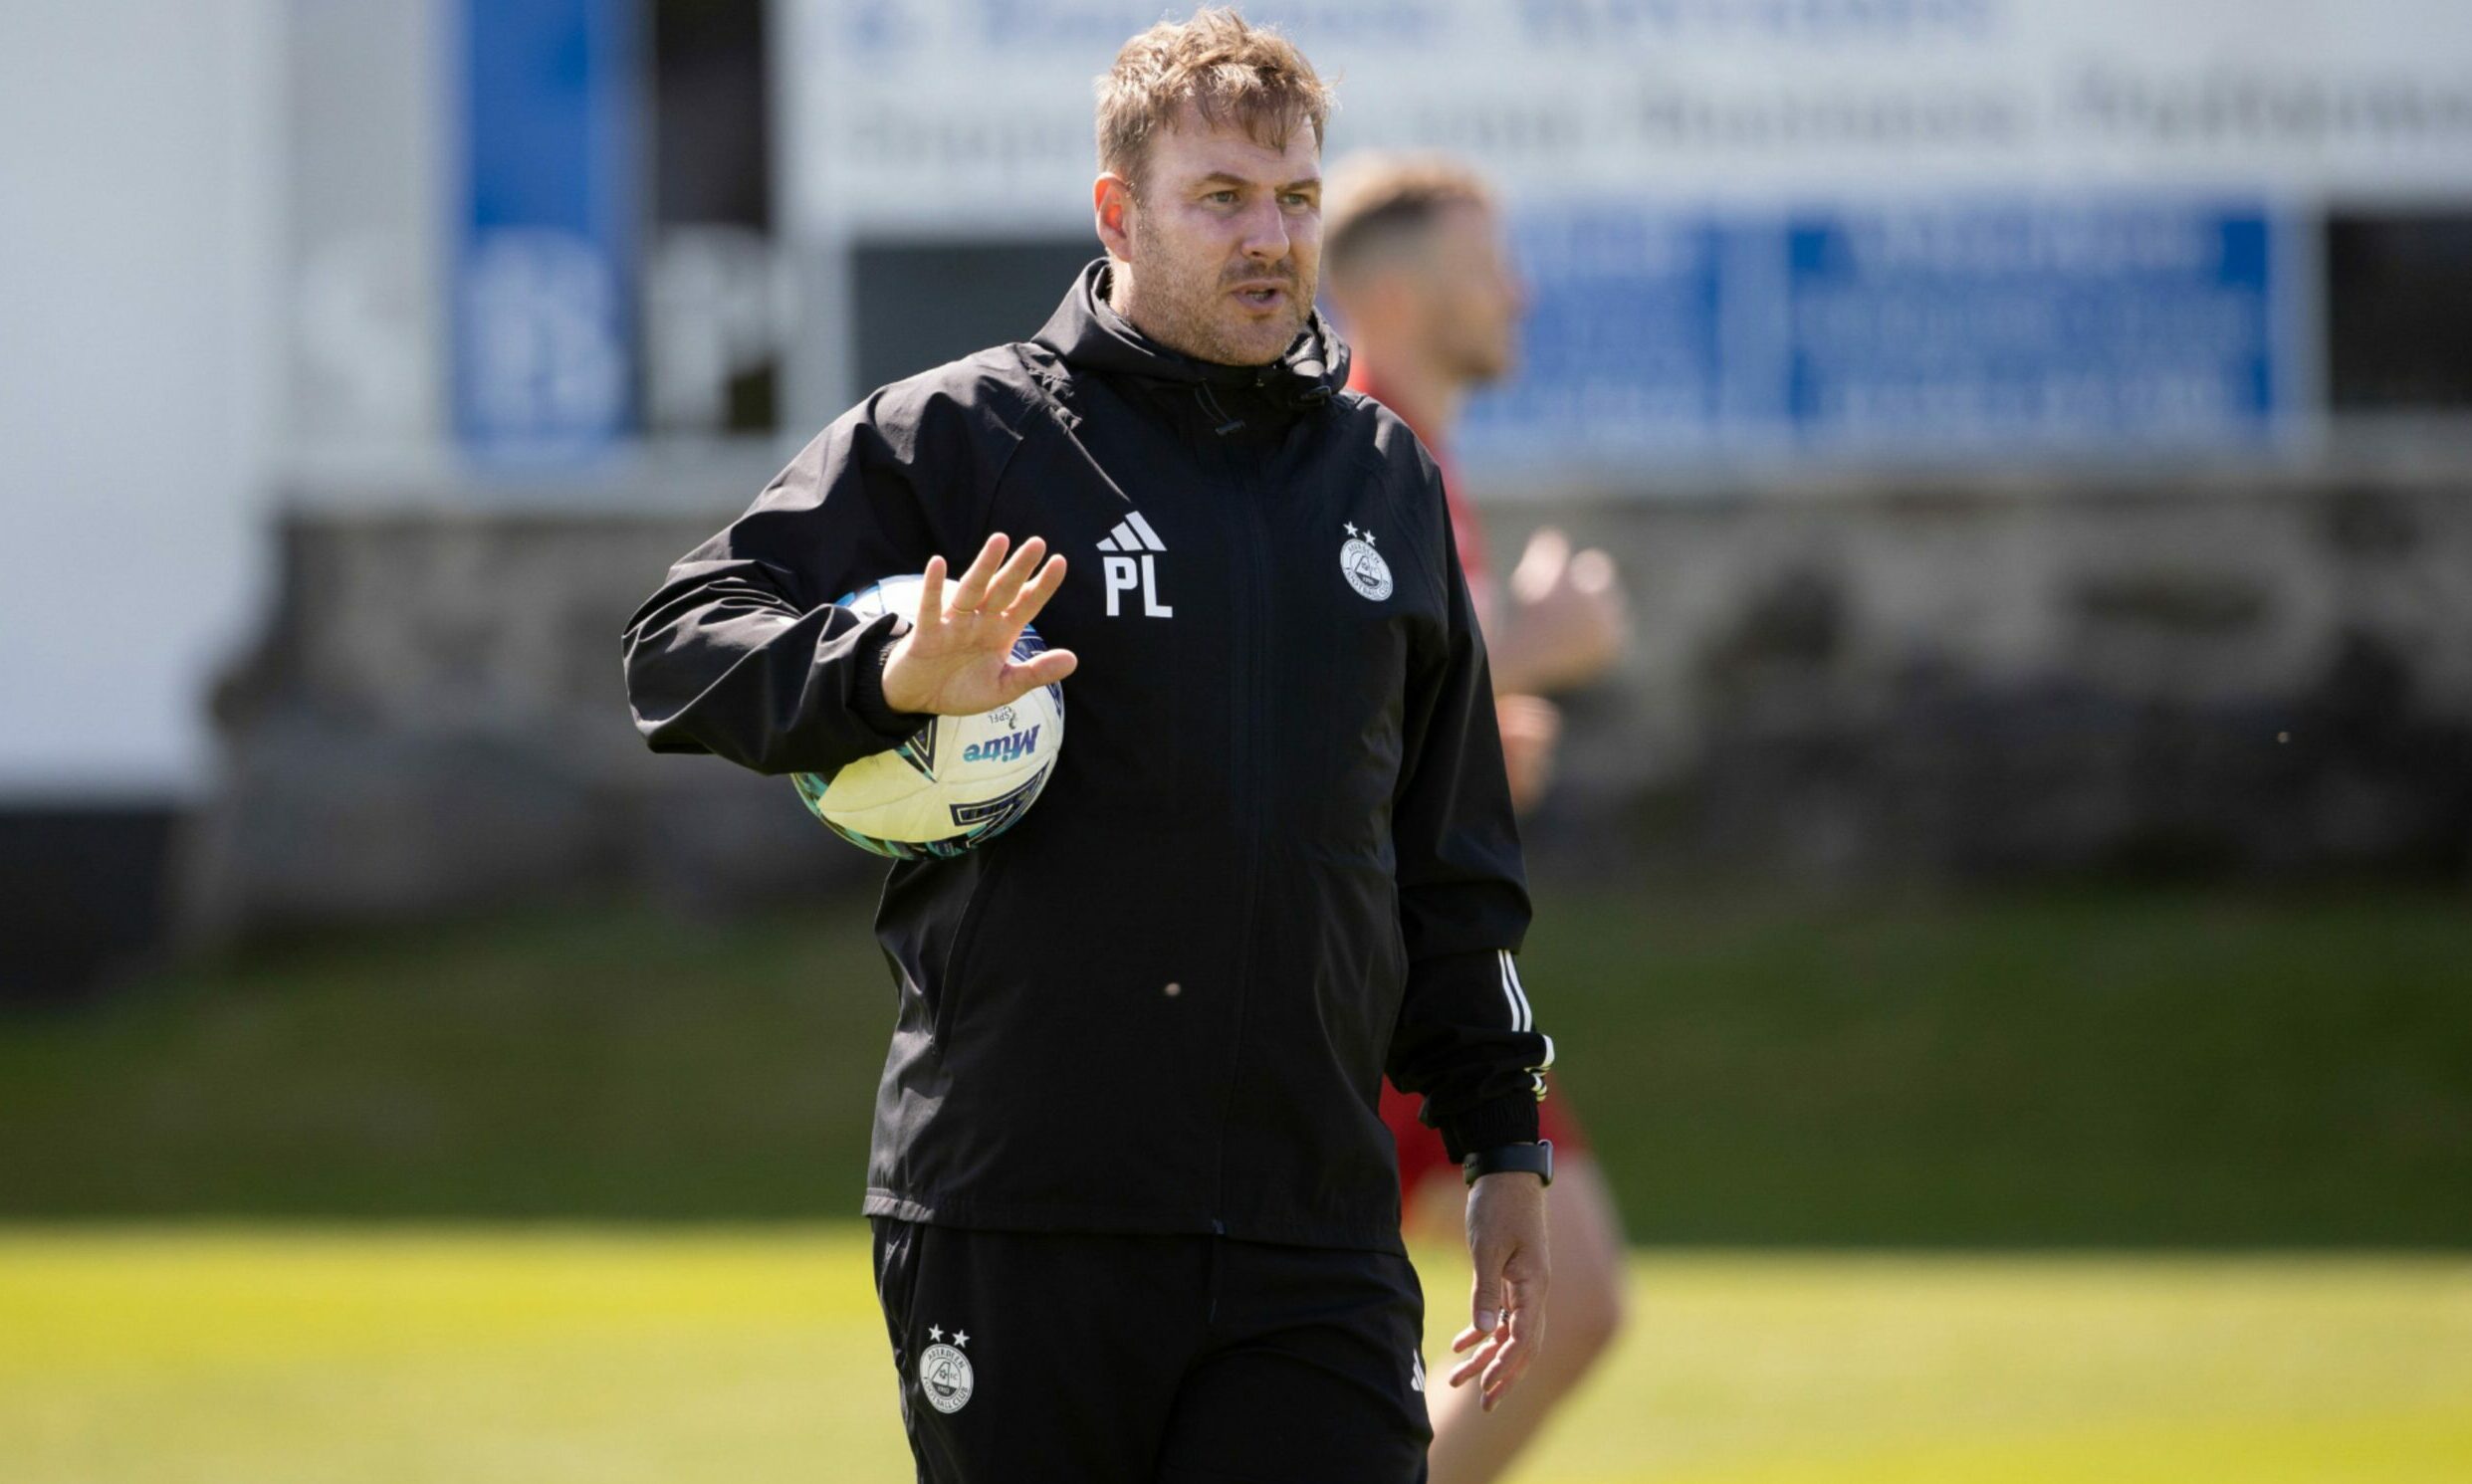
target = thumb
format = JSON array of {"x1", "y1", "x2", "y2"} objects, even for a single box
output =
[
  {"x1": 1470, "y1": 1264, "x2": 1508, "y2": 1338},
  {"x1": 1005, "y1": 648, "x2": 1077, "y2": 698}
]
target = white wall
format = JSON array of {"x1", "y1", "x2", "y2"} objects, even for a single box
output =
[{"x1": 0, "y1": 0, "x2": 277, "y2": 799}]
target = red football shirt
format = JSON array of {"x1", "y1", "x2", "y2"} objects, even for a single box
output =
[{"x1": 1348, "y1": 365, "x2": 1584, "y2": 1194}]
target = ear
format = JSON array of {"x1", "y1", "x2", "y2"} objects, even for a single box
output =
[{"x1": 1094, "y1": 172, "x2": 1136, "y2": 261}]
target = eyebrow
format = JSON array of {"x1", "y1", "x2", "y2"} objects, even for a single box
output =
[{"x1": 1196, "y1": 171, "x2": 1321, "y2": 192}]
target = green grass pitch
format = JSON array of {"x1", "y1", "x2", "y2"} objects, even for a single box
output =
[
  {"x1": 6, "y1": 887, "x2": 2468, "y2": 1245},
  {"x1": 4, "y1": 1228, "x2": 2466, "y2": 1483}
]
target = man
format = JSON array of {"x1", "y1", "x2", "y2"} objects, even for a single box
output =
[
  {"x1": 622, "y1": 11, "x2": 1554, "y2": 1482},
  {"x1": 1323, "y1": 154, "x2": 1635, "y2": 1484}
]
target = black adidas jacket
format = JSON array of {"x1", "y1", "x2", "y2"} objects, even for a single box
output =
[{"x1": 623, "y1": 259, "x2": 1552, "y2": 1252}]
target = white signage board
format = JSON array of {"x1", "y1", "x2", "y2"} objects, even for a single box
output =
[
  {"x1": 779, "y1": 1, "x2": 2472, "y2": 465},
  {"x1": 786, "y1": 0, "x2": 2472, "y2": 230}
]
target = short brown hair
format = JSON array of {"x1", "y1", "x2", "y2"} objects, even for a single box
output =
[
  {"x1": 1323, "y1": 151, "x2": 1497, "y2": 288},
  {"x1": 1095, "y1": 7, "x2": 1335, "y2": 195}
]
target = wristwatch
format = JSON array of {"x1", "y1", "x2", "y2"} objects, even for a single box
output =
[{"x1": 1461, "y1": 1139, "x2": 1553, "y2": 1187}]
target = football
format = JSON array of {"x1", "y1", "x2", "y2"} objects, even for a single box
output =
[{"x1": 790, "y1": 572, "x2": 1064, "y2": 859}]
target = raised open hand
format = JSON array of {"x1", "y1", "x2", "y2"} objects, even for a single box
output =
[
  {"x1": 881, "y1": 533, "x2": 1079, "y2": 717},
  {"x1": 1500, "y1": 526, "x2": 1628, "y2": 696}
]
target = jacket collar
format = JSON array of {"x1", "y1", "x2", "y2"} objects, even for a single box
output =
[{"x1": 1033, "y1": 257, "x2": 1349, "y2": 417}]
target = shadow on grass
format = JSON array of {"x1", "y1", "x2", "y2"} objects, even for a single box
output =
[{"x1": 3, "y1": 885, "x2": 2467, "y2": 1245}]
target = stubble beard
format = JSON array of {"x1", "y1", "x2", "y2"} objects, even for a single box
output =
[{"x1": 1122, "y1": 225, "x2": 1310, "y2": 367}]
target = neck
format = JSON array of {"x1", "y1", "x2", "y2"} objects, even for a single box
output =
[
  {"x1": 1104, "y1": 260, "x2": 1189, "y2": 359},
  {"x1": 1347, "y1": 326, "x2": 1463, "y2": 445}
]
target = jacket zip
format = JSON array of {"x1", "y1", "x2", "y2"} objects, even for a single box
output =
[
  {"x1": 631, "y1": 258, "x2": 1541, "y2": 1248},
  {"x1": 1200, "y1": 384, "x2": 1266, "y2": 1236}
]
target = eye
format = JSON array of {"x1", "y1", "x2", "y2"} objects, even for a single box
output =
[
  {"x1": 1282, "y1": 192, "x2": 1313, "y2": 208},
  {"x1": 1207, "y1": 189, "x2": 1237, "y2": 204}
]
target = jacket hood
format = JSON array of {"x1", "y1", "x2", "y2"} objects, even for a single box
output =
[{"x1": 1033, "y1": 257, "x2": 1350, "y2": 414}]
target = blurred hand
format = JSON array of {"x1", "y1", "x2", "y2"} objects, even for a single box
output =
[
  {"x1": 1495, "y1": 693, "x2": 1561, "y2": 814},
  {"x1": 1451, "y1": 1169, "x2": 1550, "y2": 1411},
  {"x1": 1501, "y1": 527, "x2": 1628, "y2": 696},
  {"x1": 882, "y1": 532, "x2": 1078, "y2": 716}
]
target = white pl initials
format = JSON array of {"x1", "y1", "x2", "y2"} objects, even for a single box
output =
[{"x1": 1103, "y1": 553, "x2": 1174, "y2": 618}]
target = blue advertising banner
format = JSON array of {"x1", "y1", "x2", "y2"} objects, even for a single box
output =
[
  {"x1": 453, "y1": 0, "x2": 636, "y2": 457},
  {"x1": 1463, "y1": 211, "x2": 1729, "y2": 458},
  {"x1": 783, "y1": 0, "x2": 2466, "y2": 467},
  {"x1": 1462, "y1": 201, "x2": 2289, "y2": 468}
]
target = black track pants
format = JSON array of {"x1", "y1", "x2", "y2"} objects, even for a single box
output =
[{"x1": 870, "y1": 1218, "x2": 1433, "y2": 1483}]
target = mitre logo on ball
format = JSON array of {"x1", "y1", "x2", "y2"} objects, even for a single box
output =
[{"x1": 790, "y1": 572, "x2": 1064, "y2": 859}]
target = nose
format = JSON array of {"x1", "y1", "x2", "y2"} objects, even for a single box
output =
[{"x1": 1238, "y1": 197, "x2": 1290, "y2": 264}]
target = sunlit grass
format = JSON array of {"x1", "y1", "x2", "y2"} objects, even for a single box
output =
[
  {"x1": 4, "y1": 1229, "x2": 2465, "y2": 1484},
  {"x1": 1510, "y1": 1251, "x2": 2472, "y2": 1483}
]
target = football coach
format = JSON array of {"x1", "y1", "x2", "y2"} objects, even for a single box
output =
[{"x1": 623, "y1": 9, "x2": 1557, "y2": 1480}]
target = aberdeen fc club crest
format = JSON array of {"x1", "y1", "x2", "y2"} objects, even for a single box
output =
[
  {"x1": 919, "y1": 1324, "x2": 976, "y2": 1414},
  {"x1": 1340, "y1": 522, "x2": 1393, "y2": 601}
]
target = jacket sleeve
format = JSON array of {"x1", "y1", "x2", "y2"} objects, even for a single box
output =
[
  {"x1": 621, "y1": 384, "x2": 1009, "y2": 775},
  {"x1": 1383, "y1": 462, "x2": 1554, "y2": 1164}
]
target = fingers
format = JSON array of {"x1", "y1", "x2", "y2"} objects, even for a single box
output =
[
  {"x1": 916, "y1": 553, "x2": 947, "y2": 625},
  {"x1": 1510, "y1": 527, "x2": 1572, "y2": 603},
  {"x1": 1476, "y1": 1244, "x2": 1550, "y2": 1407},
  {"x1": 941, "y1": 534, "x2": 1067, "y2": 627},
  {"x1": 946, "y1": 532, "x2": 1012, "y2": 615},
  {"x1": 998, "y1": 648, "x2": 1077, "y2": 704},
  {"x1": 1445, "y1": 1264, "x2": 1509, "y2": 1387},
  {"x1": 1444, "y1": 1293, "x2": 1541, "y2": 1410},
  {"x1": 1445, "y1": 1312, "x2": 1505, "y2": 1387},
  {"x1": 986, "y1": 533, "x2": 1047, "y2": 608},
  {"x1": 1000, "y1": 548, "x2": 1068, "y2": 628},
  {"x1": 1522, "y1": 526, "x2": 1572, "y2": 569},
  {"x1": 1569, "y1": 545, "x2": 1619, "y2": 594},
  {"x1": 1446, "y1": 1328, "x2": 1492, "y2": 1386},
  {"x1": 1479, "y1": 1303, "x2": 1539, "y2": 1410}
]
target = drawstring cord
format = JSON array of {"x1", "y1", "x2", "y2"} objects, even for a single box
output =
[
  {"x1": 1193, "y1": 356, "x2": 1334, "y2": 438},
  {"x1": 1197, "y1": 381, "x2": 1245, "y2": 437}
]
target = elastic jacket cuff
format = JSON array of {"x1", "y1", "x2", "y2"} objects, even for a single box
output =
[
  {"x1": 1437, "y1": 1095, "x2": 1543, "y2": 1165},
  {"x1": 849, "y1": 617, "x2": 935, "y2": 743}
]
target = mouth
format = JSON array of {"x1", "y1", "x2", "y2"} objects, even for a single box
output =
[{"x1": 1230, "y1": 282, "x2": 1290, "y2": 312}]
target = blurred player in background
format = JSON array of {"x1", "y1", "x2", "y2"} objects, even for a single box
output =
[{"x1": 1325, "y1": 152, "x2": 1633, "y2": 1484}]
